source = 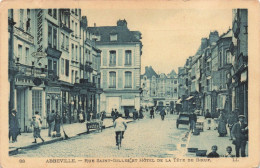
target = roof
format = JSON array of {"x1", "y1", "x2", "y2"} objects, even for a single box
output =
[
  {"x1": 219, "y1": 29, "x2": 232, "y2": 39},
  {"x1": 142, "y1": 66, "x2": 158, "y2": 79},
  {"x1": 168, "y1": 69, "x2": 177, "y2": 78},
  {"x1": 87, "y1": 25, "x2": 142, "y2": 44}
]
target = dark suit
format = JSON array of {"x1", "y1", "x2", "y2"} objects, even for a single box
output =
[{"x1": 231, "y1": 121, "x2": 248, "y2": 157}]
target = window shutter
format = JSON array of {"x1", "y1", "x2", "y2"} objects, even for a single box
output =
[{"x1": 65, "y1": 59, "x2": 69, "y2": 76}]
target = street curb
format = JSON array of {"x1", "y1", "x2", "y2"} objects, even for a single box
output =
[{"x1": 9, "y1": 120, "x2": 134, "y2": 156}]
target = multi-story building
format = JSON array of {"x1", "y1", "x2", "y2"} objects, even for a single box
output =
[
  {"x1": 140, "y1": 66, "x2": 158, "y2": 107},
  {"x1": 88, "y1": 19, "x2": 142, "y2": 114},
  {"x1": 230, "y1": 9, "x2": 248, "y2": 121},
  {"x1": 141, "y1": 67, "x2": 178, "y2": 111},
  {"x1": 8, "y1": 9, "x2": 102, "y2": 132}
]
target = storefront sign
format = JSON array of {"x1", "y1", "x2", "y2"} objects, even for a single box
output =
[
  {"x1": 37, "y1": 10, "x2": 43, "y2": 52},
  {"x1": 46, "y1": 87, "x2": 61, "y2": 93}
]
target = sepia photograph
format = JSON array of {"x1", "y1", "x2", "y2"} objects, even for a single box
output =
[{"x1": 1, "y1": 0, "x2": 260, "y2": 167}]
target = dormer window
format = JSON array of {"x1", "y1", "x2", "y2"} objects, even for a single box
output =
[{"x1": 110, "y1": 34, "x2": 117, "y2": 41}]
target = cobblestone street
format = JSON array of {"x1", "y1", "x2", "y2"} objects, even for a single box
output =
[{"x1": 13, "y1": 114, "x2": 189, "y2": 157}]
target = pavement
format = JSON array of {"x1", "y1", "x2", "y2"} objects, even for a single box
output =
[
  {"x1": 185, "y1": 116, "x2": 248, "y2": 157},
  {"x1": 9, "y1": 118, "x2": 133, "y2": 155}
]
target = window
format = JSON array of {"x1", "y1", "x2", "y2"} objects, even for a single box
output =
[
  {"x1": 19, "y1": 9, "x2": 24, "y2": 29},
  {"x1": 219, "y1": 52, "x2": 222, "y2": 67},
  {"x1": 75, "y1": 71, "x2": 78, "y2": 83},
  {"x1": 75, "y1": 45, "x2": 78, "y2": 61},
  {"x1": 53, "y1": 28, "x2": 57, "y2": 49},
  {"x1": 48, "y1": 9, "x2": 52, "y2": 16},
  {"x1": 75, "y1": 9, "x2": 78, "y2": 15},
  {"x1": 110, "y1": 34, "x2": 117, "y2": 41},
  {"x1": 32, "y1": 90, "x2": 42, "y2": 115},
  {"x1": 53, "y1": 60, "x2": 57, "y2": 76},
  {"x1": 48, "y1": 25, "x2": 57, "y2": 49},
  {"x1": 109, "y1": 72, "x2": 116, "y2": 88},
  {"x1": 72, "y1": 20, "x2": 74, "y2": 33},
  {"x1": 71, "y1": 70, "x2": 74, "y2": 83},
  {"x1": 125, "y1": 71, "x2": 132, "y2": 88},
  {"x1": 18, "y1": 45, "x2": 22, "y2": 60},
  {"x1": 75, "y1": 23, "x2": 78, "y2": 36},
  {"x1": 61, "y1": 58, "x2": 64, "y2": 74},
  {"x1": 109, "y1": 50, "x2": 116, "y2": 65},
  {"x1": 66, "y1": 36, "x2": 69, "y2": 50},
  {"x1": 125, "y1": 50, "x2": 132, "y2": 65},
  {"x1": 48, "y1": 25, "x2": 52, "y2": 47},
  {"x1": 71, "y1": 44, "x2": 74, "y2": 60},
  {"x1": 174, "y1": 80, "x2": 177, "y2": 84},
  {"x1": 53, "y1": 9, "x2": 57, "y2": 19},
  {"x1": 65, "y1": 59, "x2": 69, "y2": 76},
  {"x1": 61, "y1": 33, "x2": 65, "y2": 48},
  {"x1": 25, "y1": 47, "x2": 29, "y2": 63}
]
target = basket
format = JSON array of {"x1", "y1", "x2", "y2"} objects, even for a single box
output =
[
  {"x1": 196, "y1": 150, "x2": 207, "y2": 156},
  {"x1": 187, "y1": 148, "x2": 198, "y2": 153}
]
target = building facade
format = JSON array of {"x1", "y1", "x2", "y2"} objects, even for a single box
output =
[
  {"x1": 88, "y1": 19, "x2": 142, "y2": 114},
  {"x1": 8, "y1": 9, "x2": 102, "y2": 132}
]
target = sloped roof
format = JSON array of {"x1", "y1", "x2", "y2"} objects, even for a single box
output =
[
  {"x1": 168, "y1": 69, "x2": 177, "y2": 77},
  {"x1": 87, "y1": 26, "x2": 141, "y2": 44},
  {"x1": 142, "y1": 66, "x2": 158, "y2": 79},
  {"x1": 219, "y1": 29, "x2": 232, "y2": 39}
]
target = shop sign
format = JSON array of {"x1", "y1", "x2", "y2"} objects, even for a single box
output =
[
  {"x1": 14, "y1": 27, "x2": 34, "y2": 44},
  {"x1": 37, "y1": 10, "x2": 43, "y2": 52},
  {"x1": 46, "y1": 87, "x2": 61, "y2": 93}
]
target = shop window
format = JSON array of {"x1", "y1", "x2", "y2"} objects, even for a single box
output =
[{"x1": 32, "y1": 90, "x2": 42, "y2": 115}]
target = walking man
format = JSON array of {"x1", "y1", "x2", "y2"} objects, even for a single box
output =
[
  {"x1": 204, "y1": 109, "x2": 212, "y2": 130},
  {"x1": 31, "y1": 115, "x2": 44, "y2": 143},
  {"x1": 47, "y1": 110, "x2": 55, "y2": 137},
  {"x1": 113, "y1": 114, "x2": 127, "y2": 146},
  {"x1": 111, "y1": 108, "x2": 115, "y2": 122},
  {"x1": 160, "y1": 108, "x2": 166, "y2": 121},
  {"x1": 189, "y1": 112, "x2": 197, "y2": 133},
  {"x1": 9, "y1": 109, "x2": 20, "y2": 143},
  {"x1": 150, "y1": 107, "x2": 155, "y2": 119},
  {"x1": 231, "y1": 115, "x2": 248, "y2": 157}
]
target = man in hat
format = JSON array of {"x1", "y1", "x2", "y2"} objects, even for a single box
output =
[
  {"x1": 231, "y1": 114, "x2": 248, "y2": 157},
  {"x1": 47, "y1": 110, "x2": 55, "y2": 137},
  {"x1": 9, "y1": 109, "x2": 20, "y2": 143}
]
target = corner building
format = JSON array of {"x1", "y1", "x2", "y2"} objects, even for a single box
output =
[{"x1": 88, "y1": 19, "x2": 143, "y2": 114}]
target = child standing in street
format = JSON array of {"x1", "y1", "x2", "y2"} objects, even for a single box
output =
[
  {"x1": 31, "y1": 116, "x2": 44, "y2": 143},
  {"x1": 207, "y1": 145, "x2": 220, "y2": 158}
]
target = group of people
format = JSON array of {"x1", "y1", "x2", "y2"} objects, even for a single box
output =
[
  {"x1": 207, "y1": 145, "x2": 235, "y2": 158},
  {"x1": 46, "y1": 110, "x2": 62, "y2": 138},
  {"x1": 9, "y1": 108, "x2": 64, "y2": 144},
  {"x1": 204, "y1": 109, "x2": 248, "y2": 157}
]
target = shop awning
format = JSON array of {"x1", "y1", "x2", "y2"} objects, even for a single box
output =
[
  {"x1": 121, "y1": 99, "x2": 135, "y2": 106},
  {"x1": 186, "y1": 96, "x2": 194, "y2": 101},
  {"x1": 176, "y1": 98, "x2": 182, "y2": 104}
]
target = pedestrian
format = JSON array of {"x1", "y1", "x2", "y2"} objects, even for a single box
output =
[
  {"x1": 133, "y1": 109, "x2": 138, "y2": 120},
  {"x1": 212, "y1": 109, "x2": 220, "y2": 130},
  {"x1": 125, "y1": 109, "x2": 129, "y2": 119},
  {"x1": 207, "y1": 145, "x2": 220, "y2": 158},
  {"x1": 225, "y1": 146, "x2": 235, "y2": 157},
  {"x1": 111, "y1": 108, "x2": 115, "y2": 122},
  {"x1": 9, "y1": 109, "x2": 20, "y2": 143},
  {"x1": 204, "y1": 109, "x2": 212, "y2": 130},
  {"x1": 47, "y1": 110, "x2": 55, "y2": 137},
  {"x1": 115, "y1": 109, "x2": 119, "y2": 119},
  {"x1": 189, "y1": 112, "x2": 197, "y2": 133},
  {"x1": 227, "y1": 111, "x2": 238, "y2": 140},
  {"x1": 54, "y1": 112, "x2": 62, "y2": 137},
  {"x1": 79, "y1": 110, "x2": 84, "y2": 123},
  {"x1": 113, "y1": 114, "x2": 127, "y2": 146},
  {"x1": 218, "y1": 110, "x2": 227, "y2": 137},
  {"x1": 160, "y1": 108, "x2": 166, "y2": 121},
  {"x1": 231, "y1": 115, "x2": 248, "y2": 157},
  {"x1": 150, "y1": 107, "x2": 155, "y2": 119},
  {"x1": 31, "y1": 115, "x2": 44, "y2": 143},
  {"x1": 139, "y1": 108, "x2": 144, "y2": 119},
  {"x1": 34, "y1": 111, "x2": 42, "y2": 128}
]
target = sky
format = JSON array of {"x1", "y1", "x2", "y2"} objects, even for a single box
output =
[{"x1": 82, "y1": 8, "x2": 232, "y2": 75}]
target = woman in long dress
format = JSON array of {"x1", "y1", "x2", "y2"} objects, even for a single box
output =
[{"x1": 218, "y1": 110, "x2": 227, "y2": 137}]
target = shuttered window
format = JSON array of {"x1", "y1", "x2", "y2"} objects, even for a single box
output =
[{"x1": 65, "y1": 59, "x2": 69, "y2": 76}]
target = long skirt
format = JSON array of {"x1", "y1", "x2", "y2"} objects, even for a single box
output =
[{"x1": 218, "y1": 121, "x2": 227, "y2": 135}]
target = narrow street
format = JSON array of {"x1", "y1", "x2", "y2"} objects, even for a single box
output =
[{"x1": 14, "y1": 114, "x2": 189, "y2": 157}]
